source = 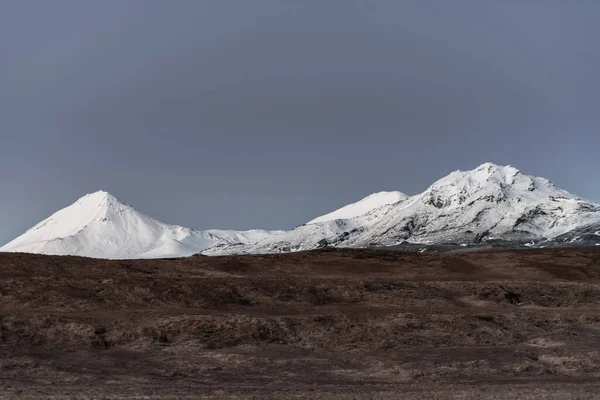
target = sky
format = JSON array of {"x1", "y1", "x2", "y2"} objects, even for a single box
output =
[{"x1": 1, "y1": 0, "x2": 599, "y2": 245}]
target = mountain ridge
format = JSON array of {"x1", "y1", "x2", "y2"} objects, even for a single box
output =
[
  {"x1": 204, "y1": 163, "x2": 600, "y2": 254},
  {"x1": 2, "y1": 163, "x2": 599, "y2": 258}
]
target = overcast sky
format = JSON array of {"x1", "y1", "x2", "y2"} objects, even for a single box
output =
[{"x1": 1, "y1": 0, "x2": 599, "y2": 245}]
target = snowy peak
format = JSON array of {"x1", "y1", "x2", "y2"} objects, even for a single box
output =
[
  {"x1": 428, "y1": 163, "x2": 526, "y2": 197},
  {"x1": 432, "y1": 163, "x2": 521, "y2": 188},
  {"x1": 432, "y1": 162, "x2": 560, "y2": 194},
  {"x1": 356, "y1": 163, "x2": 599, "y2": 245},
  {"x1": 1, "y1": 190, "x2": 195, "y2": 258},
  {"x1": 74, "y1": 190, "x2": 127, "y2": 211},
  {"x1": 19, "y1": 191, "x2": 130, "y2": 243},
  {"x1": 419, "y1": 163, "x2": 570, "y2": 211},
  {"x1": 307, "y1": 191, "x2": 408, "y2": 224},
  {"x1": 1, "y1": 190, "x2": 284, "y2": 259}
]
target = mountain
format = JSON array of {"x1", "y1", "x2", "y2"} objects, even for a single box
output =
[
  {"x1": 3, "y1": 163, "x2": 599, "y2": 259},
  {"x1": 0, "y1": 191, "x2": 281, "y2": 259},
  {"x1": 204, "y1": 163, "x2": 600, "y2": 255}
]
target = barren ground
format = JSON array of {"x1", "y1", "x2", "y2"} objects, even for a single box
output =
[{"x1": 0, "y1": 247, "x2": 600, "y2": 399}]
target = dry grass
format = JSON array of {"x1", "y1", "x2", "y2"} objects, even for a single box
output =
[{"x1": 0, "y1": 247, "x2": 599, "y2": 398}]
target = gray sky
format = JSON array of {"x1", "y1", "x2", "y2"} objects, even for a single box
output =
[{"x1": 1, "y1": 0, "x2": 599, "y2": 245}]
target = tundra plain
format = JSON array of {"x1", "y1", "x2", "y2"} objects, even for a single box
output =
[{"x1": 0, "y1": 248, "x2": 599, "y2": 399}]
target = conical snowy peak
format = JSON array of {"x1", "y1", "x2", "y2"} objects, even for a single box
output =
[
  {"x1": 1, "y1": 191, "x2": 282, "y2": 259},
  {"x1": 74, "y1": 190, "x2": 129, "y2": 211},
  {"x1": 9, "y1": 191, "x2": 129, "y2": 246}
]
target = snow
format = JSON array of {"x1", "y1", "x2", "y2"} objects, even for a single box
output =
[
  {"x1": 209, "y1": 163, "x2": 600, "y2": 255},
  {"x1": 2, "y1": 163, "x2": 599, "y2": 259},
  {"x1": 307, "y1": 191, "x2": 408, "y2": 224},
  {"x1": 0, "y1": 191, "x2": 282, "y2": 259}
]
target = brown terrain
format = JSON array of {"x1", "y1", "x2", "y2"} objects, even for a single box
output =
[{"x1": 0, "y1": 247, "x2": 600, "y2": 399}]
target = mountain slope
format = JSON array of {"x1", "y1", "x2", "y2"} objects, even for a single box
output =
[
  {"x1": 0, "y1": 191, "x2": 281, "y2": 259},
  {"x1": 205, "y1": 163, "x2": 600, "y2": 254},
  {"x1": 307, "y1": 191, "x2": 407, "y2": 224}
]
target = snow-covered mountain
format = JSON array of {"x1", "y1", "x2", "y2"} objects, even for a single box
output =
[
  {"x1": 204, "y1": 163, "x2": 600, "y2": 255},
  {"x1": 0, "y1": 191, "x2": 281, "y2": 259},
  {"x1": 3, "y1": 163, "x2": 599, "y2": 259}
]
